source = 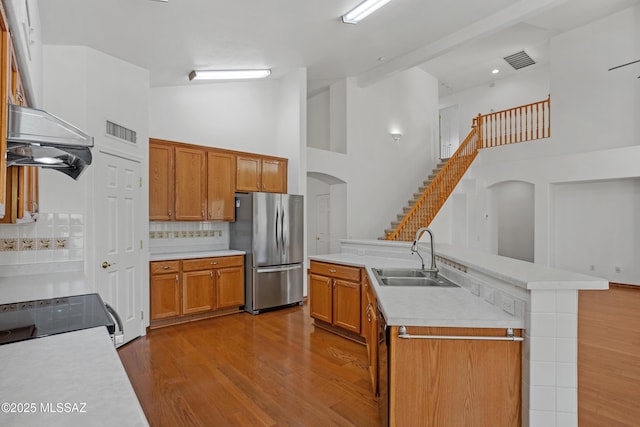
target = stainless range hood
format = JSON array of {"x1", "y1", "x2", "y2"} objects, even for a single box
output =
[{"x1": 6, "y1": 105, "x2": 94, "y2": 180}]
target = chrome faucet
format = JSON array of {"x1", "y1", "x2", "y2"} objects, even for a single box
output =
[{"x1": 411, "y1": 227, "x2": 438, "y2": 274}]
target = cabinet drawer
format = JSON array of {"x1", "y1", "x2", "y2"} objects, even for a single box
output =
[
  {"x1": 183, "y1": 255, "x2": 244, "y2": 271},
  {"x1": 150, "y1": 260, "x2": 180, "y2": 275},
  {"x1": 310, "y1": 261, "x2": 361, "y2": 282}
]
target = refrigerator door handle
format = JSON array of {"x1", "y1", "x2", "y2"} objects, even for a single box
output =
[
  {"x1": 275, "y1": 205, "x2": 279, "y2": 251},
  {"x1": 281, "y1": 206, "x2": 286, "y2": 253},
  {"x1": 256, "y1": 264, "x2": 303, "y2": 274}
]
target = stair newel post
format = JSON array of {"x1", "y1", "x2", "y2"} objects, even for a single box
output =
[{"x1": 476, "y1": 114, "x2": 483, "y2": 149}]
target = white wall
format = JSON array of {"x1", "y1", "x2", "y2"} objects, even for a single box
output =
[
  {"x1": 491, "y1": 181, "x2": 535, "y2": 262},
  {"x1": 307, "y1": 67, "x2": 439, "y2": 240},
  {"x1": 346, "y1": 68, "x2": 439, "y2": 239},
  {"x1": 550, "y1": 6, "x2": 640, "y2": 155},
  {"x1": 440, "y1": 65, "x2": 550, "y2": 144},
  {"x1": 39, "y1": 45, "x2": 150, "y2": 299},
  {"x1": 432, "y1": 5, "x2": 640, "y2": 284},
  {"x1": 308, "y1": 90, "x2": 330, "y2": 151}
]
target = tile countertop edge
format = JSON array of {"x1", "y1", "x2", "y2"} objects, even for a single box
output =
[{"x1": 149, "y1": 249, "x2": 245, "y2": 262}]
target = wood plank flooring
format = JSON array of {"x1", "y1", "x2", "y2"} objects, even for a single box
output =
[
  {"x1": 578, "y1": 283, "x2": 640, "y2": 427},
  {"x1": 118, "y1": 302, "x2": 380, "y2": 426}
]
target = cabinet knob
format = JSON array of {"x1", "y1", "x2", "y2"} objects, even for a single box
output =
[
  {"x1": 162, "y1": 265, "x2": 170, "y2": 269},
  {"x1": 210, "y1": 261, "x2": 218, "y2": 265},
  {"x1": 168, "y1": 209, "x2": 172, "y2": 217},
  {"x1": 210, "y1": 271, "x2": 213, "y2": 278},
  {"x1": 329, "y1": 269, "x2": 337, "y2": 273},
  {"x1": 217, "y1": 271, "x2": 221, "y2": 278}
]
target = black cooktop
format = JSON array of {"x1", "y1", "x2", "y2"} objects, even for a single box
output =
[{"x1": 0, "y1": 293, "x2": 115, "y2": 345}]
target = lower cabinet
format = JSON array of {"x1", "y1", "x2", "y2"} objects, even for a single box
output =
[
  {"x1": 388, "y1": 325, "x2": 522, "y2": 426},
  {"x1": 309, "y1": 261, "x2": 362, "y2": 337},
  {"x1": 362, "y1": 274, "x2": 378, "y2": 395},
  {"x1": 150, "y1": 255, "x2": 244, "y2": 327}
]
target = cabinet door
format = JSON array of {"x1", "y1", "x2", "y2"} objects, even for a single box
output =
[
  {"x1": 261, "y1": 158, "x2": 287, "y2": 193},
  {"x1": 333, "y1": 279, "x2": 361, "y2": 334},
  {"x1": 389, "y1": 326, "x2": 522, "y2": 426},
  {"x1": 182, "y1": 270, "x2": 215, "y2": 314},
  {"x1": 236, "y1": 155, "x2": 261, "y2": 192},
  {"x1": 216, "y1": 266, "x2": 244, "y2": 309},
  {"x1": 309, "y1": 274, "x2": 332, "y2": 323},
  {"x1": 207, "y1": 151, "x2": 236, "y2": 221},
  {"x1": 175, "y1": 146, "x2": 206, "y2": 221},
  {"x1": 364, "y1": 284, "x2": 378, "y2": 395},
  {"x1": 149, "y1": 142, "x2": 174, "y2": 221},
  {"x1": 150, "y1": 273, "x2": 181, "y2": 320}
]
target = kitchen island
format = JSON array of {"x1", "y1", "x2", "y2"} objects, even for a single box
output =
[{"x1": 310, "y1": 239, "x2": 608, "y2": 427}]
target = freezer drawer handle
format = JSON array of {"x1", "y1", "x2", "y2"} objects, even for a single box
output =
[{"x1": 256, "y1": 265, "x2": 303, "y2": 274}]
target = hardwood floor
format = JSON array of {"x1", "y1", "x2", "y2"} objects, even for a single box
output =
[
  {"x1": 118, "y1": 302, "x2": 380, "y2": 426},
  {"x1": 578, "y1": 283, "x2": 640, "y2": 427}
]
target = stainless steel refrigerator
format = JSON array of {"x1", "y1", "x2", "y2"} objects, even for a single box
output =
[{"x1": 230, "y1": 192, "x2": 304, "y2": 314}]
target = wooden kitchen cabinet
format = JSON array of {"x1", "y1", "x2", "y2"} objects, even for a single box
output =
[
  {"x1": 149, "y1": 141, "x2": 175, "y2": 221},
  {"x1": 174, "y1": 146, "x2": 206, "y2": 221},
  {"x1": 236, "y1": 154, "x2": 287, "y2": 193},
  {"x1": 388, "y1": 325, "x2": 522, "y2": 426},
  {"x1": 150, "y1": 261, "x2": 181, "y2": 321},
  {"x1": 150, "y1": 255, "x2": 244, "y2": 328},
  {"x1": 207, "y1": 151, "x2": 236, "y2": 221},
  {"x1": 309, "y1": 261, "x2": 362, "y2": 336}
]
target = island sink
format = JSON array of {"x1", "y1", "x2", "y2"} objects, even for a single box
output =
[{"x1": 372, "y1": 268, "x2": 459, "y2": 287}]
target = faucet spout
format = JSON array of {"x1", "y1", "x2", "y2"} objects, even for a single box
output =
[{"x1": 411, "y1": 227, "x2": 438, "y2": 274}]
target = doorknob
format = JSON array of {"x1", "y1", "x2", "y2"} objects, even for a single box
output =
[{"x1": 102, "y1": 261, "x2": 116, "y2": 269}]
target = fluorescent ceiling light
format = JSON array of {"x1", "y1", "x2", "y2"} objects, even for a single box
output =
[
  {"x1": 188, "y1": 69, "x2": 271, "y2": 81},
  {"x1": 342, "y1": 0, "x2": 392, "y2": 24}
]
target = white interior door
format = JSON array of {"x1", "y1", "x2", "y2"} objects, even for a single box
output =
[
  {"x1": 439, "y1": 105, "x2": 459, "y2": 159},
  {"x1": 315, "y1": 194, "x2": 330, "y2": 254},
  {"x1": 94, "y1": 150, "x2": 143, "y2": 345}
]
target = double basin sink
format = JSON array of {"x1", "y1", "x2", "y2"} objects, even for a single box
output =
[{"x1": 372, "y1": 268, "x2": 459, "y2": 288}]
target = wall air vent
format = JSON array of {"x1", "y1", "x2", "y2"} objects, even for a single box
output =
[
  {"x1": 503, "y1": 50, "x2": 536, "y2": 70},
  {"x1": 106, "y1": 121, "x2": 137, "y2": 144}
]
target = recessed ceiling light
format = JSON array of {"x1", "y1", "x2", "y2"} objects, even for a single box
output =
[
  {"x1": 342, "y1": 0, "x2": 392, "y2": 24},
  {"x1": 492, "y1": 69, "x2": 500, "y2": 74},
  {"x1": 188, "y1": 69, "x2": 271, "y2": 81}
]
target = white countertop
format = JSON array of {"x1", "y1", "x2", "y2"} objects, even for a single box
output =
[
  {"x1": 310, "y1": 253, "x2": 524, "y2": 329},
  {"x1": 149, "y1": 249, "x2": 245, "y2": 262},
  {"x1": 0, "y1": 327, "x2": 148, "y2": 427}
]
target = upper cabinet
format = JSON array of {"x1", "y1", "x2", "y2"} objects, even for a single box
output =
[
  {"x1": 174, "y1": 146, "x2": 206, "y2": 221},
  {"x1": 236, "y1": 155, "x2": 287, "y2": 194},
  {"x1": 149, "y1": 141, "x2": 174, "y2": 221},
  {"x1": 207, "y1": 151, "x2": 236, "y2": 221},
  {"x1": 149, "y1": 138, "x2": 287, "y2": 222}
]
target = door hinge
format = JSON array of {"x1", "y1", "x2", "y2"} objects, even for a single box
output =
[
  {"x1": 140, "y1": 240, "x2": 143, "y2": 250},
  {"x1": 141, "y1": 310, "x2": 144, "y2": 320},
  {"x1": 139, "y1": 177, "x2": 143, "y2": 188}
]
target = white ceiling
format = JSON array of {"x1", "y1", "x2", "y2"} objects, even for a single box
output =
[{"x1": 37, "y1": 0, "x2": 639, "y2": 96}]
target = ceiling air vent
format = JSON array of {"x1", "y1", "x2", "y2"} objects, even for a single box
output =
[
  {"x1": 106, "y1": 120, "x2": 137, "y2": 144},
  {"x1": 503, "y1": 50, "x2": 536, "y2": 70}
]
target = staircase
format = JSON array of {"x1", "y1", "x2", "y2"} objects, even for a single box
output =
[
  {"x1": 381, "y1": 160, "x2": 448, "y2": 239},
  {"x1": 384, "y1": 95, "x2": 551, "y2": 241}
]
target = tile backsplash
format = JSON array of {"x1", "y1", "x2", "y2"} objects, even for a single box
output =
[
  {"x1": 0, "y1": 213, "x2": 84, "y2": 265},
  {"x1": 149, "y1": 221, "x2": 229, "y2": 253}
]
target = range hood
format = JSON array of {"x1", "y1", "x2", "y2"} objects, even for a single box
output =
[{"x1": 6, "y1": 105, "x2": 94, "y2": 180}]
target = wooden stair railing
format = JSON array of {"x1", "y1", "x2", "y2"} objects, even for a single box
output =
[{"x1": 385, "y1": 96, "x2": 550, "y2": 241}]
